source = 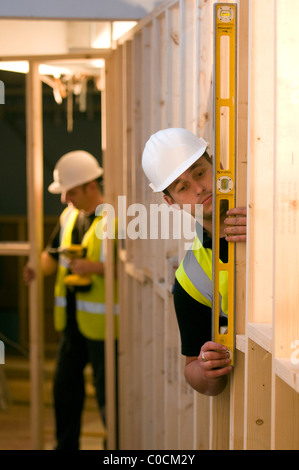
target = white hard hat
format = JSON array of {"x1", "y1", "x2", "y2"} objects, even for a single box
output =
[
  {"x1": 48, "y1": 150, "x2": 104, "y2": 194},
  {"x1": 142, "y1": 128, "x2": 208, "y2": 192}
]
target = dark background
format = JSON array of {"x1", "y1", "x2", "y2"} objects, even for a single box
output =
[
  {"x1": 0, "y1": 69, "x2": 102, "y2": 352},
  {"x1": 0, "y1": 69, "x2": 102, "y2": 217}
]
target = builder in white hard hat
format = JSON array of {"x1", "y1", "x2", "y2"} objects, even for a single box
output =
[
  {"x1": 24, "y1": 150, "x2": 117, "y2": 449},
  {"x1": 142, "y1": 128, "x2": 246, "y2": 396}
]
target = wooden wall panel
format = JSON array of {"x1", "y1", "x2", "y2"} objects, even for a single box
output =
[
  {"x1": 229, "y1": 0, "x2": 248, "y2": 450},
  {"x1": 164, "y1": 3, "x2": 181, "y2": 450},
  {"x1": 245, "y1": 340, "x2": 272, "y2": 450},
  {"x1": 272, "y1": 0, "x2": 299, "y2": 449},
  {"x1": 104, "y1": 0, "x2": 299, "y2": 451},
  {"x1": 247, "y1": 0, "x2": 275, "y2": 326},
  {"x1": 177, "y1": 0, "x2": 198, "y2": 450},
  {"x1": 273, "y1": 0, "x2": 299, "y2": 365},
  {"x1": 274, "y1": 377, "x2": 299, "y2": 450}
]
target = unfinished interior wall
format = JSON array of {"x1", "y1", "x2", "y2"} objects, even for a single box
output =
[{"x1": 104, "y1": 0, "x2": 299, "y2": 450}]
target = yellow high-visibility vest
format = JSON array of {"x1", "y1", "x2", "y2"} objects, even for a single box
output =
[
  {"x1": 175, "y1": 230, "x2": 228, "y2": 318},
  {"x1": 54, "y1": 206, "x2": 118, "y2": 340}
]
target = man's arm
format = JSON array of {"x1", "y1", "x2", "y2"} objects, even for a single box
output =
[
  {"x1": 173, "y1": 279, "x2": 232, "y2": 396},
  {"x1": 23, "y1": 250, "x2": 58, "y2": 285},
  {"x1": 184, "y1": 342, "x2": 232, "y2": 396},
  {"x1": 68, "y1": 259, "x2": 104, "y2": 276}
]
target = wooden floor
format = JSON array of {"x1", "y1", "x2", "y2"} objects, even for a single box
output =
[{"x1": 0, "y1": 355, "x2": 106, "y2": 450}]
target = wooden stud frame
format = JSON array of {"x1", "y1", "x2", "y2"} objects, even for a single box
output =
[
  {"x1": 0, "y1": 50, "x2": 111, "y2": 449},
  {"x1": 104, "y1": 0, "x2": 299, "y2": 450}
]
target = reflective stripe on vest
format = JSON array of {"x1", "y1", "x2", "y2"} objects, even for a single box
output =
[
  {"x1": 55, "y1": 296, "x2": 67, "y2": 308},
  {"x1": 76, "y1": 300, "x2": 119, "y2": 315},
  {"x1": 59, "y1": 257, "x2": 69, "y2": 268},
  {"x1": 176, "y1": 230, "x2": 228, "y2": 318}
]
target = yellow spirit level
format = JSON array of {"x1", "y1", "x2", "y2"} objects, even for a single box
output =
[{"x1": 212, "y1": 3, "x2": 237, "y2": 366}]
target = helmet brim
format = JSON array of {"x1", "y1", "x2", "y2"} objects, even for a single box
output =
[{"x1": 48, "y1": 167, "x2": 104, "y2": 194}]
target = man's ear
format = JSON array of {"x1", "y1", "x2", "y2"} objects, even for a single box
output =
[{"x1": 163, "y1": 193, "x2": 174, "y2": 206}]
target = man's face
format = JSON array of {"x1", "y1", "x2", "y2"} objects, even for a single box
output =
[
  {"x1": 61, "y1": 184, "x2": 90, "y2": 211},
  {"x1": 163, "y1": 156, "x2": 214, "y2": 219}
]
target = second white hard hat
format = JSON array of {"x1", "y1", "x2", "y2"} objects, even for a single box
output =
[
  {"x1": 48, "y1": 150, "x2": 104, "y2": 194},
  {"x1": 142, "y1": 128, "x2": 208, "y2": 192}
]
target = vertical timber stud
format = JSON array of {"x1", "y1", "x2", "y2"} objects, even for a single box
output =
[
  {"x1": 212, "y1": 3, "x2": 237, "y2": 366},
  {"x1": 103, "y1": 51, "x2": 120, "y2": 450},
  {"x1": 26, "y1": 61, "x2": 44, "y2": 450}
]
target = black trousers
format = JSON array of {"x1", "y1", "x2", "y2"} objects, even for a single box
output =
[{"x1": 53, "y1": 322, "x2": 105, "y2": 450}]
